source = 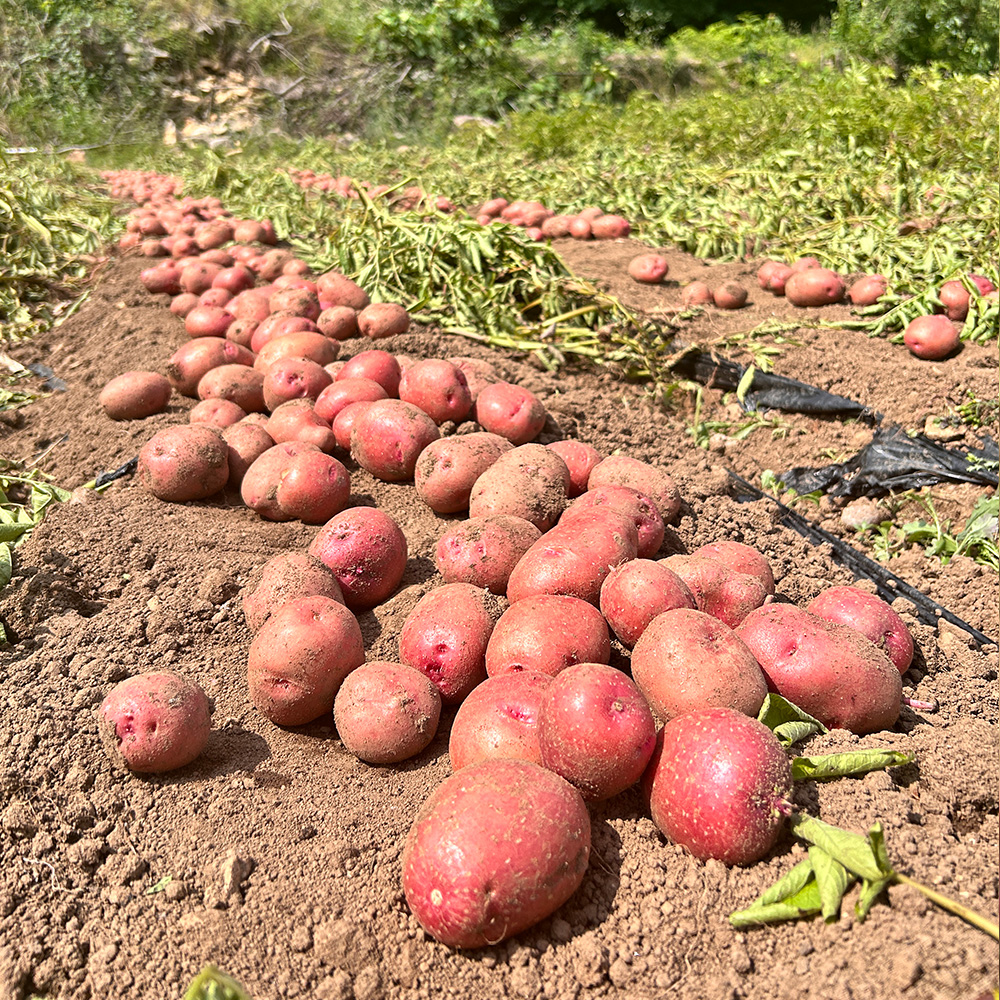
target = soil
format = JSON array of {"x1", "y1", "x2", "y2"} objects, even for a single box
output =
[{"x1": 0, "y1": 239, "x2": 997, "y2": 1000}]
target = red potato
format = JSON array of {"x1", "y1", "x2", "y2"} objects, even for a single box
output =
[
  {"x1": 756, "y1": 260, "x2": 784, "y2": 289},
  {"x1": 242, "y1": 442, "x2": 350, "y2": 523},
  {"x1": 242, "y1": 551, "x2": 344, "y2": 632},
  {"x1": 474, "y1": 381, "x2": 547, "y2": 445},
  {"x1": 692, "y1": 540, "x2": 776, "y2": 595},
  {"x1": 402, "y1": 759, "x2": 590, "y2": 948},
  {"x1": 254, "y1": 331, "x2": 339, "y2": 372},
  {"x1": 262, "y1": 357, "x2": 333, "y2": 412},
  {"x1": 849, "y1": 274, "x2": 888, "y2": 306},
  {"x1": 414, "y1": 432, "x2": 512, "y2": 513},
  {"x1": 308, "y1": 507, "x2": 408, "y2": 609},
  {"x1": 467, "y1": 443, "x2": 569, "y2": 531},
  {"x1": 903, "y1": 314, "x2": 960, "y2": 360},
  {"x1": 189, "y1": 398, "x2": 246, "y2": 428},
  {"x1": 444, "y1": 356, "x2": 498, "y2": 402},
  {"x1": 165, "y1": 339, "x2": 255, "y2": 397},
  {"x1": 628, "y1": 253, "x2": 669, "y2": 284},
  {"x1": 197, "y1": 287, "x2": 233, "y2": 310},
  {"x1": 806, "y1": 586, "x2": 914, "y2": 674},
  {"x1": 784, "y1": 268, "x2": 846, "y2": 307},
  {"x1": 98, "y1": 672, "x2": 212, "y2": 774},
  {"x1": 435, "y1": 515, "x2": 541, "y2": 595},
  {"x1": 599, "y1": 560, "x2": 695, "y2": 647},
  {"x1": 212, "y1": 265, "x2": 256, "y2": 295},
  {"x1": 137, "y1": 425, "x2": 229, "y2": 502},
  {"x1": 240, "y1": 441, "x2": 317, "y2": 519},
  {"x1": 681, "y1": 281, "x2": 714, "y2": 306},
  {"x1": 587, "y1": 454, "x2": 681, "y2": 524},
  {"x1": 736, "y1": 603, "x2": 902, "y2": 733},
  {"x1": 336, "y1": 350, "x2": 402, "y2": 396},
  {"x1": 350, "y1": 399, "x2": 440, "y2": 481},
  {"x1": 791, "y1": 256, "x2": 821, "y2": 272},
  {"x1": 506, "y1": 507, "x2": 638, "y2": 606},
  {"x1": 194, "y1": 219, "x2": 233, "y2": 250},
  {"x1": 763, "y1": 263, "x2": 793, "y2": 295},
  {"x1": 546, "y1": 440, "x2": 602, "y2": 496},
  {"x1": 247, "y1": 596, "x2": 364, "y2": 726},
  {"x1": 358, "y1": 302, "x2": 410, "y2": 339},
  {"x1": 169, "y1": 292, "x2": 200, "y2": 317},
  {"x1": 266, "y1": 400, "x2": 337, "y2": 452},
  {"x1": 642, "y1": 708, "x2": 792, "y2": 865},
  {"x1": 399, "y1": 359, "x2": 473, "y2": 425},
  {"x1": 660, "y1": 554, "x2": 768, "y2": 629},
  {"x1": 398, "y1": 583, "x2": 500, "y2": 704},
  {"x1": 332, "y1": 400, "x2": 374, "y2": 451},
  {"x1": 255, "y1": 249, "x2": 295, "y2": 282},
  {"x1": 563, "y1": 484, "x2": 664, "y2": 559},
  {"x1": 314, "y1": 377, "x2": 388, "y2": 424},
  {"x1": 268, "y1": 286, "x2": 320, "y2": 321},
  {"x1": 230, "y1": 289, "x2": 271, "y2": 323},
  {"x1": 317, "y1": 305, "x2": 359, "y2": 340},
  {"x1": 99, "y1": 372, "x2": 172, "y2": 421},
  {"x1": 250, "y1": 315, "x2": 318, "y2": 353},
  {"x1": 225, "y1": 317, "x2": 259, "y2": 349},
  {"x1": 184, "y1": 305, "x2": 233, "y2": 339},
  {"x1": 590, "y1": 214, "x2": 631, "y2": 239},
  {"x1": 334, "y1": 661, "x2": 442, "y2": 764},
  {"x1": 448, "y1": 671, "x2": 552, "y2": 770},
  {"x1": 316, "y1": 272, "x2": 370, "y2": 311},
  {"x1": 179, "y1": 261, "x2": 223, "y2": 295},
  {"x1": 713, "y1": 282, "x2": 748, "y2": 310},
  {"x1": 197, "y1": 364, "x2": 266, "y2": 414},
  {"x1": 540, "y1": 214, "x2": 573, "y2": 239},
  {"x1": 538, "y1": 662, "x2": 656, "y2": 801},
  {"x1": 485, "y1": 594, "x2": 611, "y2": 677},
  {"x1": 938, "y1": 279, "x2": 970, "y2": 321},
  {"x1": 631, "y1": 608, "x2": 767, "y2": 722},
  {"x1": 221, "y1": 422, "x2": 275, "y2": 487}
]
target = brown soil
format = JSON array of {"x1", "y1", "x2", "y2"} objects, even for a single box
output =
[{"x1": 0, "y1": 242, "x2": 997, "y2": 1000}]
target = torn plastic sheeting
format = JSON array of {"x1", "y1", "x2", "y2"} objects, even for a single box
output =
[
  {"x1": 24, "y1": 362, "x2": 67, "y2": 392},
  {"x1": 670, "y1": 351, "x2": 873, "y2": 420},
  {"x1": 726, "y1": 469, "x2": 997, "y2": 648},
  {"x1": 94, "y1": 457, "x2": 138, "y2": 489},
  {"x1": 780, "y1": 426, "x2": 999, "y2": 499}
]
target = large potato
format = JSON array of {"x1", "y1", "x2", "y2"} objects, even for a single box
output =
[
  {"x1": 351, "y1": 399, "x2": 440, "y2": 481},
  {"x1": 435, "y1": 514, "x2": 541, "y2": 594},
  {"x1": 564, "y1": 484, "x2": 664, "y2": 558},
  {"x1": 242, "y1": 551, "x2": 344, "y2": 632},
  {"x1": 598, "y1": 559, "x2": 695, "y2": 647},
  {"x1": 587, "y1": 454, "x2": 681, "y2": 524},
  {"x1": 660, "y1": 554, "x2": 768, "y2": 628},
  {"x1": 99, "y1": 371, "x2": 172, "y2": 421},
  {"x1": 137, "y1": 425, "x2": 229, "y2": 502},
  {"x1": 399, "y1": 359, "x2": 473, "y2": 425},
  {"x1": 474, "y1": 382, "x2": 548, "y2": 445},
  {"x1": 402, "y1": 759, "x2": 591, "y2": 948},
  {"x1": 468, "y1": 444, "x2": 569, "y2": 531},
  {"x1": 414, "y1": 432, "x2": 512, "y2": 514}
]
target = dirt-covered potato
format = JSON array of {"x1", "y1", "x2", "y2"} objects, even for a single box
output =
[
  {"x1": 137, "y1": 424, "x2": 229, "y2": 502},
  {"x1": 196, "y1": 364, "x2": 266, "y2": 414},
  {"x1": 587, "y1": 454, "x2": 681, "y2": 524},
  {"x1": 351, "y1": 399, "x2": 441, "y2": 481},
  {"x1": 241, "y1": 442, "x2": 350, "y2": 523},
  {"x1": 399, "y1": 359, "x2": 473, "y2": 425},
  {"x1": 221, "y1": 422, "x2": 275, "y2": 486},
  {"x1": 415, "y1": 432, "x2": 512, "y2": 514},
  {"x1": 165, "y1": 339, "x2": 255, "y2": 397},
  {"x1": 564, "y1": 484, "x2": 665, "y2": 558},
  {"x1": 474, "y1": 382, "x2": 548, "y2": 445},
  {"x1": 357, "y1": 301, "x2": 410, "y2": 339},
  {"x1": 435, "y1": 514, "x2": 541, "y2": 594},
  {"x1": 599, "y1": 559, "x2": 696, "y2": 647},
  {"x1": 99, "y1": 371, "x2": 172, "y2": 421},
  {"x1": 468, "y1": 443, "x2": 569, "y2": 531},
  {"x1": 242, "y1": 551, "x2": 345, "y2": 632}
]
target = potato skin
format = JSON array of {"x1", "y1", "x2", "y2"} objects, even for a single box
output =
[
  {"x1": 334, "y1": 661, "x2": 441, "y2": 764},
  {"x1": 402, "y1": 759, "x2": 591, "y2": 948},
  {"x1": 351, "y1": 399, "x2": 441, "y2": 481},
  {"x1": 98, "y1": 672, "x2": 212, "y2": 773},
  {"x1": 247, "y1": 595, "x2": 364, "y2": 726},
  {"x1": 587, "y1": 454, "x2": 681, "y2": 524},
  {"x1": 415, "y1": 432, "x2": 512, "y2": 514},
  {"x1": 630, "y1": 608, "x2": 767, "y2": 721},
  {"x1": 468, "y1": 444, "x2": 569, "y2": 531},
  {"x1": 474, "y1": 382, "x2": 547, "y2": 445},
  {"x1": 599, "y1": 559, "x2": 695, "y2": 648},
  {"x1": 435, "y1": 514, "x2": 541, "y2": 594},
  {"x1": 137, "y1": 425, "x2": 229, "y2": 502},
  {"x1": 99, "y1": 371, "x2": 172, "y2": 420},
  {"x1": 242, "y1": 551, "x2": 344, "y2": 632},
  {"x1": 736, "y1": 603, "x2": 902, "y2": 734}
]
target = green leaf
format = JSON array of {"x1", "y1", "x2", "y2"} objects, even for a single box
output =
[
  {"x1": 808, "y1": 845, "x2": 854, "y2": 921},
  {"x1": 183, "y1": 966, "x2": 252, "y2": 1000},
  {"x1": 736, "y1": 364, "x2": 756, "y2": 404},
  {"x1": 757, "y1": 693, "x2": 827, "y2": 747},
  {"x1": 0, "y1": 543, "x2": 11, "y2": 589},
  {"x1": 730, "y1": 873, "x2": 824, "y2": 927},
  {"x1": 145, "y1": 875, "x2": 173, "y2": 895},
  {"x1": 759, "y1": 857, "x2": 815, "y2": 905},
  {"x1": 0, "y1": 522, "x2": 29, "y2": 544},
  {"x1": 792, "y1": 750, "x2": 913, "y2": 781},
  {"x1": 790, "y1": 814, "x2": 894, "y2": 884}
]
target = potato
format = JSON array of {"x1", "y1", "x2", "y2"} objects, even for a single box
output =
[
  {"x1": 468, "y1": 443, "x2": 569, "y2": 531},
  {"x1": 399, "y1": 359, "x2": 473, "y2": 424},
  {"x1": 316, "y1": 272, "x2": 370, "y2": 311},
  {"x1": 197, "y1": 364, "x2": 266, "y2": 414},
  {"x1": 262, "y1": 357, "x2": 333, "y2": 412},
  {"x1": 474, "y1": 381, "x2": 547, "y2": 445},
  {"x1": 137, "y1": 425, "x2": 229, "y2": 502},
  {"x1": 660, "y1": 554, "x2": 768, "y2": 628},
  {"x1": 485, "y1": 594, "x2": 610, "y2": 677},
  {"x1": 266, "y1": 399, "x2": 336, "y2": 453},
  {"x1": 681, "y1": 281, "x2": 713, "y2": 306},
  {"x1": 254, "y1": 331, "x2": 339, "y2": 372},
  {"x1": 314, "y1": 377, "x2": 388, "y2": 425},
  {"x1": 317, "y1": 305, "x2": 359, "y2": 340},
  {"x1": 736, "y1": 603, "x2": 902, "y2": 733},
  {"x1": 308, "y1": 506, "x2": 408, "y2": 609},
  {"x1": 691, "y1": 540, "x2": 776, "y2": 595},
  {"x1": 506, "y1": 507, "x2": 638, "y2": 606},
  {"x1": 598, "y1": 559, "x2": 695, "y2": 647},
  {"x1": 415, "y1": 432, "x2": 512, "y2": 514},
  {"x1": 903, "y1": 314, "x2": 960, "y2": 360},
  {"x1": 448, "y1": 671, "x2": 552, "y2": 770},
  {"x1": 350, "y1": 399, "x2": 441, "y2": 481},
  {"x1": 402, "y1": 759, "x2": 590, "y2": 948},
  {"x1": 564, "y1": 484, "x2": 664, "y2": 558},
  {"x1": 631, "y1": 608, "x2": 767, "y2": 722},
  {"x1": 587, "y1": 454, "x2": 681, "y2": 524},
  {"x1": 241, "y1": 442, "x2": 349, "y2": 523},
  {"x1": 166, "y1": 339, "x2": 255, "y2": 398},
  {"x1": 590, "y1": 214, "x2": 630, "y2": 239},
  {"x1": 938, "y1": 279, "x2": 970, "y2": 321},
  {"x1": 336, "y1": 349, "x2": 402, "y2": 396},
  {"x1": 189, "y1": 398, "x2": 246, "y2": 428},
  {"x1": 242, "y1": 551, "x2": 344, "y2": 632},
  {"x1": 99, "y1": 371, "x2": 172, "y2": 421},
  {"x1": 268, "y1": 286, "x2": 320, "y2": 321},
  {"x1": 546, "y1": 440, "x2": 602, "y2": 497},
  {"x1": 247, "y1": 595, "x2": 364, "y2": 726},
  {"x1": 848, "y1": 274, "x2": 888, "y2": 306},
  {"x1": 179, "y1": 261, "x2": 222, "y2": 295},
  {"x1": 538, "y1": 662, "x2": 656, "y2": 801},
  {"x1": 806, "y1": 585, "x2": 914, "y2": 674},
  {"x1": 628, "y1": 253, "x2": 669, "y2": 284},
  {"x1": 784, "y1": 268, "x2": 846, "y2": 307},
  {"x1": 399, "y1": 583, "x2": 500, "y2": 704},
  {"x1": 435, "y1": 514, "x2": 541, "y2": 594},
  {"x1": 98, "y1": 672, "x2": 212, "y2": 773},
  {"x1": 332, "y1": 400, "x2": 374, "y2": 451},
  {"x1": 446, "y1": 356, "x2": 499, "y2": 402},
  {"x1": 713, "y1": 282, "x2": 748, "y2": 309},
  {"x1": 358, "y1": 301, "x2": 410, "y2": 339},
  {"x1": 251, "y1": 314, "x2": 317, "y2": 353},
  {"x1": 334, "y1": 661, "x2": 441, "y2": 764},
  {"x1": 221, "y1": 422, "x2": 274, "y2": 486},
  {"x1": 642, "y1": 708, "x2": 792, "y2": 865}
]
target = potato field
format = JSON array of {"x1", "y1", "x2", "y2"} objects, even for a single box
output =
[{"x1": 0, "y1": 51, "x2": 997, "y2": 1000}]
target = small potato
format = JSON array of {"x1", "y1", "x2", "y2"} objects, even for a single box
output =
[
  {"x1": 399, "y1": 583, "x2": 501, "y2": 704},
  {"x1": 337, "y1": 350, "x2": 401, "y2": 396},
  {"x1": 197, "y1": 364, "x2": 266, "y2": 414},
  {"x1": 351, "y1": 399, "x2": 441, "y2": 481},
  {"x1": 681, "y1": 281, "x2": 713, "y2": 306},
  {"x1": 317, "y1": 305, "x2": 358, "y2": 340},
  {"x1": 563, "y1": 484, "x2": 664, "y2": 559},
  {"x1": 848, "y1": 274, "x2": 888, "y2": 306},
  {"x1": 165, "y1": 339, "x2": 255, "y2": 398},
  {"x1": 449, "y1": 671, "x2": 552, "y2": 770},
  {"x1": 189, "y1": 398, "x2": 246, "y2": 428},
  {"x1": 314, "y1": 377, "x2": 388, "y2": 424},
  {"x1": 262, "y1": 357, "x2": 333, "y2": 412},
  {"x1": 435, "y1": 514, "x2": 541, "y2": 595},
  {"x1": 247, "y1": 596, "x2": 365, "y2": 726},
  {"x1": 590, "y1": 214, "x2": 631, "y2": 239},
  {"x1": 334, "y1": 661, "x2": 442, "y2": 764},
  {"x1": 308, "y1": 506, "x2": 408, "y2": 609},
  {"x1": 399, "y1": 359, "x2": 473, "y2": 424},
  {"x1": 691, "y1": 540, "x2": 776, "y2": 595},
  {"x1": 358, "y1": 301, "x2": 410, "y2": 339},
  {"x1": 316, "y1": 272, "x2": 370, "y2": 311},
  {"x1": 241, "y1": 442, "x2": 349, "y2": 523},
  {"x1": 599, "y1": 559, "x2": 695, "y2": 647},
  {"x1": 99, "y1": 371, "x2": 172, "y2": 420},
  {"x1": 266, "y1": 399, "x2": 336, "y2": 453},
  {"x1": 631, "y1": 608, "x2": 767, "y2": 722},
  {"x1": 713, "y1": 282, "x2": 748, "y2": 309},
  {"x1": 98, "y1": 672, "x2": 212, "y2": 773},
  {"x1": 242, "y1": 551, "x2": 344, "y2": 632},
  {"x1": 468, "y1": 443, "x2": 569, "y2": 531},
  {"x1": 587, "y1": 454, "x2": 681, "y2": 524},
  {"x1": 222, "y1": 422, "x2": 274, "y2": 486},
  {"x1": 628, "y1": 253, "x2": 669, "y2": 284},
  {"x1": 137, "y1": 425, "x2": 229, "y2": 502},
  {"x1": 402, "y1": 759, "x2": 591, "y2": 948},
  {"x1": 546, "y1": 440, "x2": 602, "y2": 497},
  {"x1": 485, "y1": 594, "x2": 610, "y2": 677},
  {"x1": 415, "y1": 432, "x2": 512, "y2": 514},
  {"x1": 660, "y1": 554, "x2": 768, "y2": 628},
  {"x1": 903, "y1": 314, "x2": 960, "y2": 360},
  {"x1": 784, "y1": 268, "x2": 845, "y2": 307},
  {"x1": 474, "y1": 382, "x2": 547, "y2": 445}
]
